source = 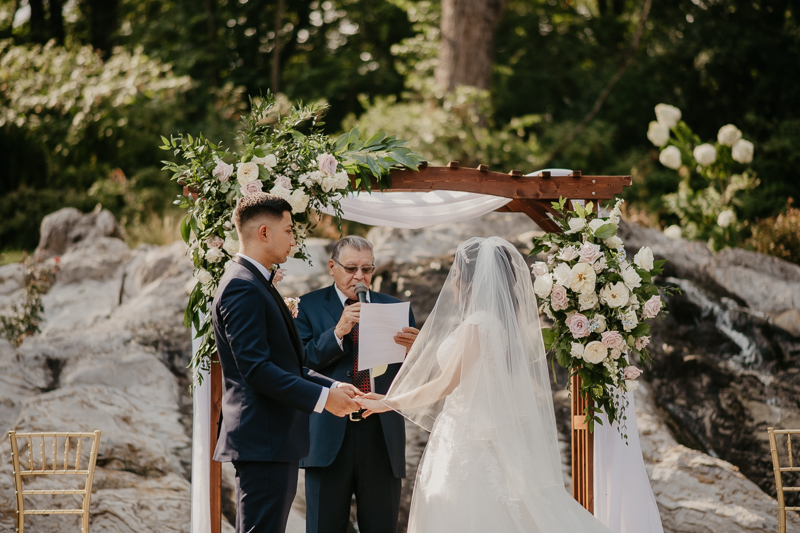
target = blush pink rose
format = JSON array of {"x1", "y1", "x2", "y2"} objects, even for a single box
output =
[
  {"x1": 558, "y1": 246, "x2": 580, "y2": 261},
  {"x1": 578, "y1": 242, "x2": 603, "y2": 264},
  {"x1": 206, "y1": 235, "x2": 223, "y2": 248},
  {"x1": 531, "y1": 262, "x2": 549, "y2": 277},
  {"x1": 551, "y1": 285, "x2": 569, "y2": 311},
  {"x1": 212, "y1": 160, "x2": 234, "y2": 182},
  {"x1": 635, "y1": 336, "x2": 650, "y2": 350},
  {"x1": 243, "y1": 180, "x2": 263, "y2": 195},
  {"x1": 601, "y1": 330, "x2": 624, "y2": 349},
  {"x1": 567, "y1": 313, "x2": 590, "y2": 338},
  {"x1": 644, "y1": 295, "x2": 662, "y2": 319},
  {"x1": 318, "y1": 153, "x2": 338, "y2": 176},
  {"x1": 275, "y1": 175, "x2": 292, "y2": 189},
  {"x1": 623, "y1": 366, "x2": 643, "y2": 380}
]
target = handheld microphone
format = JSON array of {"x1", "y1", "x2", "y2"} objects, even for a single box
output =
[{"x1": 354, "y1": 282, "x2": 368, "y2": 303}]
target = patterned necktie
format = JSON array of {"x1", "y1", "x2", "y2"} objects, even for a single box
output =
[{"x1": 345, "y1": 298, "x2": 371, "y2": 393}]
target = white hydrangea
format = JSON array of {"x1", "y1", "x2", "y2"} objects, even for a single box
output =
[
  {"x1": 659, "y1": 146, "x2": 682, "y2": 170},
  {"x1": 717, "y1": 124, "x2": 742, "y2": 146},
  {"x1": 647, "y1": 121, "x2": 670, "y2": 147},
  {"x1": 655, "y1": 103, "x2": 682, "y2": 129},
  {"x1": 732, "y1": 139, "x2": 754, "y2": 164},
  {"x1": 693, "y1": 143, "x2": 717, "y2": 166}
]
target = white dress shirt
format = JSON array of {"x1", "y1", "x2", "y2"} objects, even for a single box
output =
[{"x1": 237, "y1": 253, "x2": 330, "y2": 413}]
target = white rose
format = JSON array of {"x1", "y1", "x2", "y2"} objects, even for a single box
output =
[
  {"x1": 534, "y1": 273, "x2": 554, "y2": 298},
  {"x1": 288, "y1": 189, "x2": 310, "y2": 214},
  {"x1": 647, "y1": 121, "x2": 670, "y2": 147},
  {"x1": 321, "y1": 176, "x2": 338, "y2": 193},
  {"x1": 621, "y1": 266, "x2": 642, "y2": 289},
  {"x1": 693, "y1": 143, "x2": 717, "y2": 166},
  {"x1": 569, "y1": 262, "x2": 597, "y2": 295},
  {"x1": 571, "y1": 342, "x2": 585, "y2": 360},
  {"x1": 212, "y1": 160, "x2": 234, "y2": 182},
  {"x1": 625, "y1": 379, "x2": 640, "y2": 392},
  {"x1": 205, "y1": 247, "x2": 224, "y2": 264},
  {"x1": 588, "y1": 218, "x2": 607, "y2": 234},
  {"x1": 732, "y1": 139, "x2": 754, "y2": 164},
  {"x1": 194, "y1": 268, "x2": 213, "y2": 286},
  {"x1": 600, "y1": 282, "x2": 630, "y2": 308},
  {"x1": 237, "y1": 162, "x2": 260, "y2": 184},
  {"x1": 334, "y1": 170, "x2": 350, "y2": 190},
  {"x1": 254, "y1": 154, "x2": 278, "y2": 168},
  {"x1": 663, "y1": 225, "x2": 682, "y2": 240},
  {"x1": 659, "y1": 145, "x2": 682, "y2": 170},
  {"x1": 592, "y1": 315, "x2": 607, "y2": 333},
  {"x1": 318, "y1": 153, "x2": 339, "y2": 176},
  {"x1": 553, "y1": 263, "x2": 573, "y2": 286},
  {"x1": 611, "y1": 348, "x2": 622, "y2": 360},
  {"x1": 717, "y1": 209, "x2": 735, "y2": 228},
  {"x1": 223, "y1": 235, "x2": 239, "y2": 255},
  {"x1": 578, "y1": 292, "x2": 599, "y2": 311},
  {"x1": 559, "y1": 246, "x2": 580, "y2": 261},
  {"x1": 531, "y1": 262, "x2": 549, "y2": 277},
  {"x1": 270, "y1": 184, "x2": 292, "y2": 201},
  {"x1": 717, "y1": 124, "x2": 742, "y2": 146},
  {"x1": 604, "y1": 235, "x2": 624, "y2": 250},
  {"x1": 565, "y1": 217, "x2": 586, "y2": 234},
  {"x1": 583, "y1": 341, "x2": 608, "y2": 364},
  {"x1": 633, "y1": 246, "x2": 654, "y2": 271},
  {"x1": 621, "y1": 309, "x2": 639, "y2": 332},
  {"x1": 654, "y1": 103, "x2": 682, "y2": 129}
]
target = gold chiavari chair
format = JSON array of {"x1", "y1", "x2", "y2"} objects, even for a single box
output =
[
  {"x1": 769, "y1": 427, "x2": 800, "y2": 533},
  {"x1": 8, "y1": 430, "x2": 101, "y2": 533}
]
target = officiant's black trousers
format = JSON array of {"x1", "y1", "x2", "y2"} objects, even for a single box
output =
[
  {"x1": 233, "y1": 460, "x2": 298, "y2": 533},
  {"x1": 304, "y1": 415, "x2": 402, "y2": 533}
]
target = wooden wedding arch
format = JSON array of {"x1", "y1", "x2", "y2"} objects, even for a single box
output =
[{"x1": 194, "y1": 163, "x2": 632, "y2": 532}]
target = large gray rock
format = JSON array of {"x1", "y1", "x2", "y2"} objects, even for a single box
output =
[{"x1": 35, "y1": 207, "x2": 125, "y2": 262}]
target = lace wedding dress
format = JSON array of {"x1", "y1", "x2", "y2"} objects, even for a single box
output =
[{"x1": 382, "y1": 237, "x2": 614, "y2": 533}]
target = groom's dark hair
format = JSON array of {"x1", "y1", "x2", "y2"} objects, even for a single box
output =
[{"x1": 234, "y1": 193, "x2": 292, "y2": 234}]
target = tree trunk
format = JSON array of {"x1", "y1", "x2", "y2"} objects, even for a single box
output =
[
  {"x1": 205, "y1": 0, "x2": 218, "y2": 86},
  {"x1": 88, "y1": 0, "x2": 119, "y2": 58},
  {"x1": 435, "y1": 0, "x2": 507, "y2": 92},
  {"x1": 49, "y1": 0, "x2": 65, "y2": 45},
  {"x1": 271, "y1": 0, "x2": 285, "y2": 94},
  {"x1": 28, "y1": 0, "x2": 47, "y2": 43}
]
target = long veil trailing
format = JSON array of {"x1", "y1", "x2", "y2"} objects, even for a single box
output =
[{"x1": 382, "y1": 237, "x2": 612, "y2": 532}]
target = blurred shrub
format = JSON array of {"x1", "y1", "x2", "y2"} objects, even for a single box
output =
[{"x1": 748, "y1": 199, "x2": 800, "y2": 266}]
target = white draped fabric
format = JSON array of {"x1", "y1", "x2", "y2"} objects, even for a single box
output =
[
  {"x1": 189, "y1": 168, "x2": 663, "y2": 532},
  {"x1": 594, "y1": 381, "x2": 664, "y2": 533}
]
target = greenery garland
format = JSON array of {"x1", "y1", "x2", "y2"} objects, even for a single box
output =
[{"x1": 160, "y1": 93, "x2": 423, "y2": 380}]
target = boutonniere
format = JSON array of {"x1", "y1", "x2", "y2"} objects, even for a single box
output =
[{"x1": 284, "y1": 297, "x2": 300, "y2": 318}]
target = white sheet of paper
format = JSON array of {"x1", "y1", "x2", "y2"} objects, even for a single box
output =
[{"x1": 357, "y1": 302, "x2": 410, "y2": 371}]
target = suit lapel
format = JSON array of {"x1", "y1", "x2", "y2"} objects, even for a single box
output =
[
  {"x1": 233, "y1": 256, "x2": 305, "y2": 364},
  {"x1": 323, "y1": 284, "x2": 345, "y2": 322}
]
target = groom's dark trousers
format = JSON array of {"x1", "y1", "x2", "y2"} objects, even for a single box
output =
[
  {"x1": 296, "y1": 285, "x2": 414, "y2": 533},
  {"x1": 212, "y1": 257, "x2": 335, "y2": 533}
]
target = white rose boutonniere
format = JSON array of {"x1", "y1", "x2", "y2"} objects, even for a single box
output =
[{"x1": 284, "y1": 297, "x2": 301, "y2": 318}]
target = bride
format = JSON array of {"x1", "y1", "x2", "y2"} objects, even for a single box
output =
[{"x1": 356, "y1": 236, "x2": 613, "y2": 532}]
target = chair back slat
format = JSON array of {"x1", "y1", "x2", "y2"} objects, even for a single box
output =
[
  {"x1": 790, "y1": 434, "x2": 795, "y2": 469},
  {"x1": 768, "y1": 427, "x2": 800, "y2": 533},
  {"x1": 8, "y1": 430, "x2": 101, "y2": 533}
]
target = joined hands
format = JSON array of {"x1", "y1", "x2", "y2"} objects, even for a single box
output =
[
  {"x1": 355, "y1": 392, "x2": 391, "y2": 418},
  {"x1": 324, "y1": 383, "x2": 364, "y2": 417}
]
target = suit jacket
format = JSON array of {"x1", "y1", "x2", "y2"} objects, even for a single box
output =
[
  {"x1": 296, "y1": 284, "x2": 414, "y2": 478},
  {"x1": 211, "y1": 257, "x2": 334, "y2": 463}
]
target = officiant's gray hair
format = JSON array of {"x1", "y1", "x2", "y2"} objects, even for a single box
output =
[{"x1": 331, "y1": 236, "x2": 374, "y2": 263}]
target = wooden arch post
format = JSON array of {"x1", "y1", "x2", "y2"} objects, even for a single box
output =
[{"x1": 197, "y1": 163, "x2": 631, "y2": 531}]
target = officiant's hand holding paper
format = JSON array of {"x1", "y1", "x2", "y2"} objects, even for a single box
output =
[{"x1": 394, "y1": 327, "x2": 420, "y2": 353}]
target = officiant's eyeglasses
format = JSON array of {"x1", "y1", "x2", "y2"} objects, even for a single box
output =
[{"x1": 334, "y1": 260, "x2": 375, "y2": 275}]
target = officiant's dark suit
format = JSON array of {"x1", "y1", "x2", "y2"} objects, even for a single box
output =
[
  {"x1": 297, "y1": 237, "x2": 416, "y2": 533},
  {"x1": 211, "y1": 194, "x2": 357, "y2": 533}
]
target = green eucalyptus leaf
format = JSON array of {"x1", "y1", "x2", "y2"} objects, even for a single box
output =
[{"x1": 593, "y1": 223, "x2": 618, "y2": 239}]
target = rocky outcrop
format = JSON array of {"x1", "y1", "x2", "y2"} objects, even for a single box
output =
[{"x1": 0, "y1": 208, "x2": 200, "y2": 532}]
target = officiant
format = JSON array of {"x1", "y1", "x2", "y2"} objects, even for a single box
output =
[{"x1": 296, "y1": 236, "x2": 418, "y2": 533}]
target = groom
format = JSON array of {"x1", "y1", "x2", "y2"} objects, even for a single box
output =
[{"x1": 212, "y1": 193, "x2": 362, "y2": 533}]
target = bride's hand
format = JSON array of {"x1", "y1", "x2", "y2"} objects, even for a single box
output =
[{"x1": 356, "y1": 393, "x2": 389, "y2": 417}]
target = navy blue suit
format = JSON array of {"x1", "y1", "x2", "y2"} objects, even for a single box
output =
[
  {"x1": 296, "y1": 284, "x2": 414, "y2": 533},
  {"x1": 212, "y1": 257, "x2": 335, "y2": 533}
]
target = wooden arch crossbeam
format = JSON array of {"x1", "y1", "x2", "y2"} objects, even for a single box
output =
[{"x1": 199, "y1": 163, "x2": 632, "y2": 532}]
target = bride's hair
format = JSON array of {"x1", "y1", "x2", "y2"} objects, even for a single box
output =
[{"x1": 457, "y1": 240, "x2": 520, "y2": 315}]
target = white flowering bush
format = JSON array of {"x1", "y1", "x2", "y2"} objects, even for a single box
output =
[
  {"x1": 530, "y1": 198, "x2": 674, "y2": 433},
  {"x1": 161, "y1": 93, "x2": 423, "y2": 375},
  {"x1": 648, "y1": 103, "x2": 758, "y2": 251}
]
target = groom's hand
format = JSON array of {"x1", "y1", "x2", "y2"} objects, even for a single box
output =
[
  {"x1": 336, "y1": 383, "x2": 365, "y2": 397},
  {"x1": 334, "y1": 302, "x2": 361, "y2": 339},
  {"x1": 324, "y1": 387, "x2": 360, "y2": 417}
]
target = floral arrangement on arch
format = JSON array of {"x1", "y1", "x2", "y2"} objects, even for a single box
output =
[
  {"x1": 160, "y1": 93, "x2": 423, "y2": 378},
  {"x1": 647, "y1": 103, "x2": 757, "y2": 251},
  {"x1": 530, "y1": 198, "x2": 673, "y2": 435}
]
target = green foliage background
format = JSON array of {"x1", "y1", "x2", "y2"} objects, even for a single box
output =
[{"x1": 2, "y1": 0, "x2": 799, "y2": 252}]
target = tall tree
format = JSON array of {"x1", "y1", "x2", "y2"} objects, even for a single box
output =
[
  {"x1": 435, "y1": 0, "x2": 506, "y2": 91},
  {"x1": 28, "y1": 0, "x2": 47, "y2": 43},
  {"x1": 86, "y1": 0, "x2": 119, "y2": 57}
]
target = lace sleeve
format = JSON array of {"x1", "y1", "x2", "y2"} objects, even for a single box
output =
[{"x1": 383, "y1": 323, "x2": 481, "y2": 412}]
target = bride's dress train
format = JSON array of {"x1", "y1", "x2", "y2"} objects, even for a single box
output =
[{"x1": 381, "y1": 237, "x2": 614, "y2": 533}]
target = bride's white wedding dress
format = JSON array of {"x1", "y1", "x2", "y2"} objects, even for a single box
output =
[{"x1": 382, "y1": 237, "x2": 614, "y2": 533}]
